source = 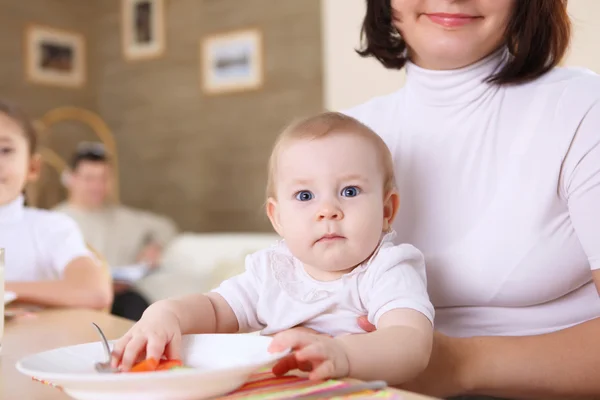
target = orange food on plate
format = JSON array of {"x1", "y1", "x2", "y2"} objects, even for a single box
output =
[
  {"x1": 129, "y1": 358, "x2": 186, "y2": 372},
  {"x1": 129, "y1": 358, "x2": 159, "y2": 372},
  {"x1": 155, "y1": 359, "x2": 184, "y2": 370}
]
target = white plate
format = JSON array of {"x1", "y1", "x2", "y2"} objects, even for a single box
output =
[
  {"x1": 4, "y1": 291, "x2": 17, "y2": 305},
  {"x1": 16, "y1": 334, "x2": 290, "y2": 400}
]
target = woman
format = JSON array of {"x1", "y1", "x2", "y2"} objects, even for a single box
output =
[{"x1": 272, "y1": 1, "x2": 600, "y2": 398}]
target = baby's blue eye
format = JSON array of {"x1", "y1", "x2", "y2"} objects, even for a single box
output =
[
  {"x1": 295, "y1": 190, "x2": 314, "y2": 201},
  {"x1": 341, "y1": 186, "x2": 360, "y2": 197}
]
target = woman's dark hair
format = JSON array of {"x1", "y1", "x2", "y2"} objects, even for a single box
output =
[
  {"x1": 0, "y1": 99, "x2": 38, "y2": 154},
  {"x1": 357, "y1": 0, "x2": 571, "y2": 85}
]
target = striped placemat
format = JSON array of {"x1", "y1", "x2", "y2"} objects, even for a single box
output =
[
  {"x1": 32, "y1": 370, "x2": 402, "y2": 399},
  {"x1": 214, "y1": 371, "x2": 402, "y2": 400}
]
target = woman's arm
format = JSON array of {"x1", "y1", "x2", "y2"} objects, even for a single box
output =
[
  {"x1": 458, "y1": 92, "x2": 598, "y2": 398},
  {"x1": 456, "y1": 272, "x2": 600, "y2": 399},
  {"x1": 6, "y1": 256, "x2": 113, "y2": 310},
  {"x1": 356, "y1": 271, "x2": 600, "y2": 398},
  {"x1": 359, "y1": 313, "x2": 600, "y2": 399},
  {"x1": 421, "y1": 99, "x2": 600, "y2": 399},
  {"x1": 467, "y1": 321, "x2": 600, "y2": 399}
]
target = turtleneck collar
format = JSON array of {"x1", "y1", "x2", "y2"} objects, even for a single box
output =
[
  {"x1": 404, "y1": 47, "x2": 509, "y2": 107},
  {"x1": 0, "y1": 194, "x2": 25, "y2": 224}
]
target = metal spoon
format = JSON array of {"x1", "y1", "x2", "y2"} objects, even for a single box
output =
[{"x1": 91, "y1": 322, "x2": 120, "y2": 373}]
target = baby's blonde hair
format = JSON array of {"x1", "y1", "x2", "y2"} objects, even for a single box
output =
[{"x1": 266, "y1": 112, "x2": 396, "y2": 199}]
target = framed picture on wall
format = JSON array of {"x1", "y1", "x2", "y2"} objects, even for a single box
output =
[
  {"x1": 201, "y1": 28, "x2": 264, "y2": 95},
  {"x1": 121, "y1": 0, "x2": 165, "y2": 61},
  {"x1": 24, "y1": 24, "x2": 86, "y2": 88}
]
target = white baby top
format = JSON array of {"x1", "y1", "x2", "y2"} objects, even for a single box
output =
[
  {"x1": 0, "y1": 195, "x2": 92, "y2": 281},
  {"x1": 344, "y1": 48, "x2": 600, "y2": 337},
  {"x1": 212, "y1": 231, "x2": 434, "y2": 336}
]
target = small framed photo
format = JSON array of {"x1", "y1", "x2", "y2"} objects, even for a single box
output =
[
  {"x1": 201, "y1": 28, "x2": 264, "y2": 95},
  {"x1": 121, "y1": 0, "x2": 165, "y2": 61},
  {"x1": 24, "y1": 24, "x2": 86, "y2": 88}
]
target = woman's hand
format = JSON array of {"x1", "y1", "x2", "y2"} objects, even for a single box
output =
[
  {"x1": 268, "y1": 330, "x2": 350, "y2": 380},
  {"x1": 357, "y1": 315, "x2": 376, "y2": 332},
  {"x1": 357, "y1": 316, "x2": 472, "y2": 397}
]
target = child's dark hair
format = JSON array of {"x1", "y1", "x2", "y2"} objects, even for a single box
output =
[{"x1": 0, "y1": 99, "x2": 38, "y2": 155}]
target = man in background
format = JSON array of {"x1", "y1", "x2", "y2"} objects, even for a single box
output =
[{"x1": 54, "y1": 142, "x2": 178, "y2": 320}]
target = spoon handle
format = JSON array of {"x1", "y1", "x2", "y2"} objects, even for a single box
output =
[{"x1": 91, "y1": 322, "x2": 112, "y2": 362}]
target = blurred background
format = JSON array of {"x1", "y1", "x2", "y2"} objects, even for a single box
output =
[
  {"x1": 1, "y1": 0, "x2": 598, "y2": 304},
  {"x1": 1, "y1": 0, "x2": 598, "y2": 234}
]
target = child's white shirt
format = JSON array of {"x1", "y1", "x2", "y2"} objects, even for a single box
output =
[
  {"x1": 212, "y1": 231, "x2": 434, "y2": 336},
  {"x1": 0, "y1": 195, "x2": 92, "y2": 281}
]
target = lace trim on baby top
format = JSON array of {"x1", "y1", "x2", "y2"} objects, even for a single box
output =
[{"x1": 269, "y1": 230, "x2": 397, "y2": 304}]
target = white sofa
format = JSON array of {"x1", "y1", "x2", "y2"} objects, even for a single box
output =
[{"x1": 135, "y1": 232, "x2": 281, "y2": 303}]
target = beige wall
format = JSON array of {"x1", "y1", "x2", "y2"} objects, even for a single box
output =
[
  {"x1": 0, "y1": 0, "x2": 98, "y2": 114},
  {"x1": 564, "y1": 0, "x2": 600, "y2": 73},
  {"x1": 0, "y1": 0, "x2": 323, "y2": 232},
  {"x1": 0, "y1": 0, "x2": 102, "y2": 207},
  {"x1": 321, "y1": 0, "x2": 405, "y2": 111},
  {"x1": 321, "y1": 0, "x2": 600, "y2": 111},
  {"x1": 6, "y1": 0, "x2": 596, "y2": 232},
  {"x1": 93, "y1": 0, "x2": 323, "y2": 232}
]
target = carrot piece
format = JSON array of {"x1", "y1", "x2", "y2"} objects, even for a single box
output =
[
  {"x1": 156, "y1": 359, "x2": 184, "y2": 371},
  {"x1": 129, "y1": 357, "x2": 159, "y2": 372}
]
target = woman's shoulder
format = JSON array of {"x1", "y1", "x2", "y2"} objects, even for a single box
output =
[
  {"x1": 521, "y1": 66, "x2": 600, "y2": 104},
  {"x1": 539, "y1": 65, "x2": 599, "y2": 84}
]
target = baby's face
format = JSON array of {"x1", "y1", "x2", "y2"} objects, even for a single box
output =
[{"x1": 269, "y1": 133, "x2": 393, "y2": 278}]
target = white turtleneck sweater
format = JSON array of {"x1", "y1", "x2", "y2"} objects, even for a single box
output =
[
  {"x1": 0, "y1": 195, "x2": 91, "y2": 281},
  {"x1": 344, "y1": 49, "x2": 600, "y2": 337}
]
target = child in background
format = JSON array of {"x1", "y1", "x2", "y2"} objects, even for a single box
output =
[
  {"x1": 0, "y1": 100, "x2": 112, "y2": 310},
  {"x1": 111, "y1": 112, "x2": 434, "y2": 385}
]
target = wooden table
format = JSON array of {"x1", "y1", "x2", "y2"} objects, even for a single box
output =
[{"x1": 1, "y1": 309, "x2": 436, "y2": 400}]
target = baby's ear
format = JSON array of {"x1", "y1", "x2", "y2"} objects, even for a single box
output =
[
  {"x1": 266, "y1": 197, "x2": 284, "y2": 236},
  {"x1": 382, "y1": 190, "x2": 400, "y2": 231}
]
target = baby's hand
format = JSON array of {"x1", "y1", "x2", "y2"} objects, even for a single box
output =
[
  {"x1": 268, "y1": 330, "x2": 350, "y2": 380},
  {"x1": 111, "y1": 303, "x2": 182, "y2": 371}
]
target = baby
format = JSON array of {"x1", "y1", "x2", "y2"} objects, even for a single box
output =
[{"x1": 112, "y1": 112, "x2": 434, "y2": 385}]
